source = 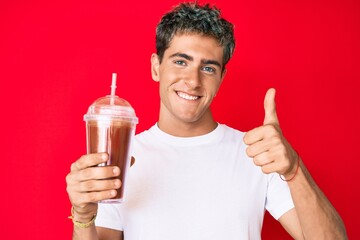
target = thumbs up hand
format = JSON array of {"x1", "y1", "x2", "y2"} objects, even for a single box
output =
[{"x1": 243, "y1": 88, "x2": 299, "y2": 178}]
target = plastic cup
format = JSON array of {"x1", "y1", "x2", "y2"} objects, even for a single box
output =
[{"x1": 84, "y1": 93, "x2": 138, "y2": 203}]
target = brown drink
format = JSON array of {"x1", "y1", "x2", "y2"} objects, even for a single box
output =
[
  {"x1": 84, "y1": 73, "x2": 138, "y2": 203},
  {"x1": 86, "y1": 121, "x2": 134, "y2": 200}
]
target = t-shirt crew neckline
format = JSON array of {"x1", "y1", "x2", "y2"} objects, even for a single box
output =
[{"x1": 149, "y1": 123, "x2": 225, "y2": 147}]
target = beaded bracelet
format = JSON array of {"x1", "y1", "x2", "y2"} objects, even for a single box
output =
[
  {"x1": 68, "y1": 207, "x2": 97, "y2": 228},
  {"x1": 280, "y1": 153, "x2": 300, "y2": 182}
]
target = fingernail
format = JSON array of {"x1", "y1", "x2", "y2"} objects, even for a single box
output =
[
  {"x1": 113, "y1": 167, "x2": 120, "y2": 175},
  {"x1": 110, "y1": 190, "x2": 117, "y2": 196},
  {"x1": 101, "y1": 153, "x2": 108, "y2": 161}
]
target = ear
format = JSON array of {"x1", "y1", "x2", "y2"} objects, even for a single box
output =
[{"x1": 151, "y1": 53, "x2": 160, "y2": 82}]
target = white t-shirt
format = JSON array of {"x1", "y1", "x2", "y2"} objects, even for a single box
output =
[{"x1": 96, "y1": 123, "x2": 294, "y2": 240}]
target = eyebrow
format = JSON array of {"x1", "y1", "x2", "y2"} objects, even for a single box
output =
[
  {"x1": 201, "y1": 59, "x2": 222, "y2": 69},
  {"x1": 169, "y1": 52, "x2": 222, "y2": 69},
  {"x1": 169, "y1": 53, "x2": 193, "y2": 61}
]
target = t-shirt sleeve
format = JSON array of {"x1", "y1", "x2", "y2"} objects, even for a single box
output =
[
  {"x1": 265, "y1": 173, "x2": 295, "y2": 220},
  {"x1": 95, "y1": 203, "x2": 123, "y2": 231}
]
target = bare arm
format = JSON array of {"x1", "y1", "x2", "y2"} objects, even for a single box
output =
[
  {"x1": 280, "y1": 159, "x2": 347, "y2": 239},
  {"x1": 70, "y1": 225, "x2": 122, "y2": 240},
  {"x1": 72, "y1": 224, "x2": 98, "y2": 240},
  {"x1": 97, "y1": 227, "x2": 123, "y2": 240}
]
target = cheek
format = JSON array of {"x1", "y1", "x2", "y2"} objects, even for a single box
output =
[
  {"x1": 159, "y1": 71, "x2": 186, "y2": 94},
  {"x1": 205, "y1": 80, "x2": 222, "y2": 95},
  {"x1": 169, "y1": 68, "x2": 187, "y2": 81},
  {"x1": 159, "y1": 67, "x2": 181, "y2": 83}
]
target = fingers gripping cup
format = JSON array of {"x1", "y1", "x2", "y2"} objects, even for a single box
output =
[{"x1": 84, "y1": 73, "x2": 138, "y2": 203}]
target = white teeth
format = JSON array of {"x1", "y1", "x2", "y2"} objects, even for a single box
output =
[{"x1": 177, "y1": 92, "x2": 199, "y2": 100}]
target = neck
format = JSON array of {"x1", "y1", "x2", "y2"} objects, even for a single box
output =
[{"x1": 158, "y1": 109, "x2": 218, "y2": 137}]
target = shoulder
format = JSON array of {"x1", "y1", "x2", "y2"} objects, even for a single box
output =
[
  {"x1": 218, "y1": 123, "x2": 246, "y2": 143},
  {"x1": 134, "y1": 124, "x2": 156, "y2": 141}
]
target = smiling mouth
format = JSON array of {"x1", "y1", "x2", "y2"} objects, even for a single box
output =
[{"x1": 176, "y1": 91, "x2": 200, "y2": 100}]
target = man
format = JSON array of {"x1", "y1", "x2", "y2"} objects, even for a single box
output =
[{"x1": 66, "y1": 2, "x2": 347, "y2": 239}]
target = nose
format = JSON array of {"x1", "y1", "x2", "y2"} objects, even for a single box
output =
[{"x1": 185, "y1": 68, "x2": 201, "y2": 89}]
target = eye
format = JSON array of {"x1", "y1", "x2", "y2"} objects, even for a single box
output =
[
  {"x1": 174, "y1": 60, "x2": 186, "y2": 66},
  {"x1": 201, "y1": 66, "x2": 216, "y2": 73}
]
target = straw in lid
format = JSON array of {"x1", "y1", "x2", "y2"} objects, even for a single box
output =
[{"x1": 83, "y1": 73, "x2": 138, "y2": 124}]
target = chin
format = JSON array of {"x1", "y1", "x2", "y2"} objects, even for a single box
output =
[{"x1": 176, "y1": 114, "x2": 203, "y2": 124}]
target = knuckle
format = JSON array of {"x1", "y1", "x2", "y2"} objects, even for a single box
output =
[
  {"x1": 77, "y1": 154, "x2": 94, "y2": 168},
  {"x1": 69, "y1": 194, "x2": 81, "y2": 206},
  {"x1": 246, "y1": 147, "x2": 253, "y2": 157},
  {"x1": 70, "y1": 162, "x2": 77, "y2": 171},
  {"x1": 261, "y1": 166, "x2": 271, "y2": 174},
  {"x1": 71, "y1": 199, "x2": 80, "y2": 207},
  {"x1": 243, "y1": 133, "x2": 250, "y2": 144},
  {"x1": 84, "y1": 192, "x2": 98, "y2": 203},
  {"x1": 65, "y1": 173, "x2": 71, "y2": 183},
  {"x1": 253, "y1": 156, "x2": 260, "y2": 166},
  {"x1": 78, "y1": 154, "x2": 88, "y2": 162},
  {"x1": 272, "y1": 135, "x2": 282, "y2": 145},
  {"x1": 65, "y1": 173, "x2": 77, "y2": 187},
  {"x1": 83, "y1": 180, "x2": 96, "y2": 191},
  {"x1": 264, "y1": 124, "x2": 273, "y2": 131},
  {"x1": 265, "y1": 124, "x2": 278, "y2": 136},
  {"x1": 80, "y1": 168, "x2": 92, "y2": 180},
  {"x1": 66, "y1": 185, "x2": 72, "y2": 195}
]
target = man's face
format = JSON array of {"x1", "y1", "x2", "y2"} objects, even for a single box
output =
[{"x1": 151, "y1": 33, "x2": 225, "y2": 127}]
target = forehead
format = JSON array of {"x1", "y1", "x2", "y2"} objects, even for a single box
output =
[{"x1": 165, "y1": 33, "x2": 224, "y2": 62}]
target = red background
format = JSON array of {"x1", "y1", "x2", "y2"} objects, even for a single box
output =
[{"x1": 1, "y1": 0, "x2": 359, "y2": 239}]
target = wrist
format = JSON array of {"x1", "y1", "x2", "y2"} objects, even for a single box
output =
[
  {"x1": 280, "y1": 151, "x2": 301, "y2": 182},
  {"x1": 74, "y1": 210, "x2": 96, "y2": 222},
  {"x1": 69, "y1": 206, "x2": 97, "y2": 227}
]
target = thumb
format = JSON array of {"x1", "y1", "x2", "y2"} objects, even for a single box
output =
[{"x1": 263, "y1": 88, "x2": 279, "y2": 125}]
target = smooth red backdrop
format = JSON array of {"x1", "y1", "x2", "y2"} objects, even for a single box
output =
[{"x1": 1, "y1": 0, "x2": 359, "y2": 239}]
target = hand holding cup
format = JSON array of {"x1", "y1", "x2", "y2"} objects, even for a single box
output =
[{"x1": 66, "y1": 153, "x2": 121, "y2": 221}]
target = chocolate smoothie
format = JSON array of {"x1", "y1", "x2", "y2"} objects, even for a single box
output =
[
  {"x1": 84, "y1": 74, "x2": 138, "y2": 203},
  {"x1": 87, "y1": 120, "x2": 134, "y2": 200}
]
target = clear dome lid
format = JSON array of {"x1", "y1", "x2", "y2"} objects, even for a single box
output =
[{"x1": 84, "y1": 95, "x2": 138, "y2": 123}]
